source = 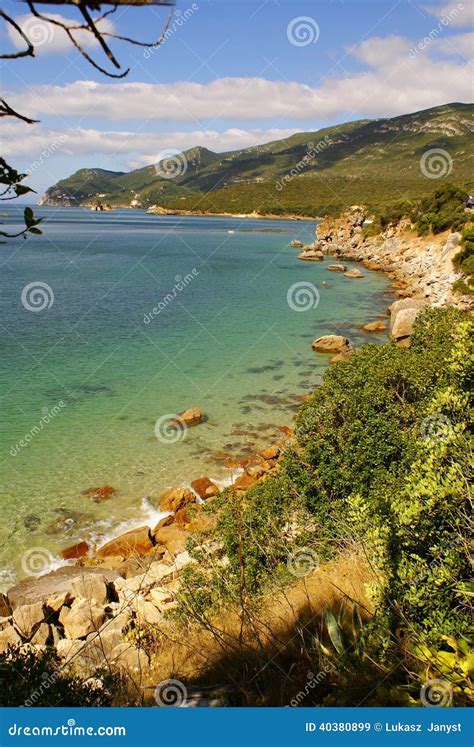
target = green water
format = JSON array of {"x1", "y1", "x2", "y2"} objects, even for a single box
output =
[{"x1": 0, "y1": 208, "x2": 394, "y2": 587}]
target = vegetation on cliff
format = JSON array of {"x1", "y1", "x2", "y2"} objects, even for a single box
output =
[
  {"x1": 42, "y1": 103, "x2": 473, "y2": 217},
  {"x1": 175, "y1": 308, "x2": 473, "y2": 705}
]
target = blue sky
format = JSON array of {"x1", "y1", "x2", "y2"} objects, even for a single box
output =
[{"x1": 2, "y1": 0, "x2": 473, "y2": 196}]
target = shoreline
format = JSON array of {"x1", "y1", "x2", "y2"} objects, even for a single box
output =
[
  {"x1": 37, "y1": 203, "x2": 321, "y2": 222},
  {"x1": 2, "y1": 205, "x2": 462, "y2": 670}
]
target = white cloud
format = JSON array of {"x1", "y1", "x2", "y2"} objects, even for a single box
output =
[
  {"x1": 7, "y1": 13, "x2": 115, "y2": 56},
  {"x1": 423, "y1": 1, "x2": 474, "y2": 27},
  {"x1": 7, "y1": 33, "x2": 472, "y2": 125},
  {"x1": 2, "y1": 124, "x2": 300, "y2": 164},
  {"x1": 436, "y1": 31, "x2": 474, "y2": 57}
]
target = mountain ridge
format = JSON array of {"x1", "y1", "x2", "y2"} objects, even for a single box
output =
[{"x1": 40, "y1": 102, "x2": 474, "y2": 216}]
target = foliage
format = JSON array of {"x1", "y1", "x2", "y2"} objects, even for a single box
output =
[
  {"x1": 452, "y1": 222, "x2": 474, "y2": 296},
  {"x1": 412, "y1": 184, "x2": 469, "y2": 235},
  {"x1": 0, "y1": 158, "x2": 43, "y2": 242},
  {"x1": 176, "y1": 308, "x2": 472, "y2": 705},
  {"x1": 0, "y1": 646, "x2": 116, "y2": 706}
]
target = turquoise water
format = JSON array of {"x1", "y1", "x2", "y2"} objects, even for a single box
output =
[{"x1": 0, "y1": 207, "x2": 393, "y2": 586}]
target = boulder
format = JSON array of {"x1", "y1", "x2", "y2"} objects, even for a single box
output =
[
  {"x1": 96, "y1": 527, "x2": 156, "y2": 559},
  {"x1": 30, "y1": 623, "x2": 51, "y2": 646},
  {"x1": 45, "y1": 591, "x2": 72, "y2": 614},
  {"x1": 329, "y1": 350, "x2": 354, "y2": 364},
  {"x1": 0, "y1": 624, "x2": 22, "y2": 653},
  {"x1": 388, "y1": 298, "x2": 426, "y2": 317},
  {"x1": 59, "y1": 598, "x2": 105, "y2": 639},
  {"x1": 312, "y1": 335, "x2": 349, "y2": 353},
  {"x1": 133, "y1": 595, "x2": 163, "y2": 625},
  {"x1": 56, "y1": 638, "x2": 84, "y2": 662},
  {"x1": 109, "y1": 642, "x2": 148, "y2": 672},
  {"x1": 148, "y1": 588, "x2": 174, "y2": 609},
  {"x1": 344, "y1": 268, "x2": 364, "y2": 278},
  {"x1": 327, "y1": 264, "x2": 347, "y2": 272},
  {"x1": 158, "y1": 487, "x2": 196, "y2": 513},
  {"x1": 59, "y1": 541, "x2": 89, "y2": 560},
  {"x1": 69, "y1": 574, "x2": 108, "y2": 606},
  {"x1": 191, "y1": 476, "x2": 219, "y2": 499},
  {"x1": 12, "y1": 602, "x2": 44, "y2": 639},
  {"x1": 175, "y1": 406, "x2": 203, "y2": 427},
  {"x1": 363, "y1": 320, "x2": 387, "y2": 332},
  {"x1": 230, "y1": 473, "x2": 259, "y2": 492},
  {"x1": 290, "y1": 239, "x2": 304, "y2": 248},
  {"x1": 390, "y1": 307, "x2": 421, "y2": 341},
  {"x1": 298, "y1": 250, "x2": 324, "y2": 261},
  {"x1": 0, "y1": 593, "x2": 11, "y2": 617},
  {"x1": 7, "y1": 566, "x2": 121, "y2": 609},
  {"x1": 260, "y1": 444, "x2": 280, "y2": 460},
  {"x1": 152, "y1": 523, "x2": 187, "y2": 556}
]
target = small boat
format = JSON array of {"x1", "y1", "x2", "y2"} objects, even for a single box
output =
[{"x1": 228, "y1": 230, "x2": 235, "y2": 234}]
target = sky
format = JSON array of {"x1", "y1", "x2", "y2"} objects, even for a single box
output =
[{"x1": 1, "y1": 0, "x2": 473, "y2": 197}]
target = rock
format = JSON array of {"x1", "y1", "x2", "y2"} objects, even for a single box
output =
[
  {"x1": 12, "y1": 602, "x2": 44, "y2": 639},
  {"x1": 59, "y1": 598, "x2": 105, "y2": 639},
  {"x1": 230, "y1": 473, "x2": 259, "y2": 492},
  {"x1": 82, "y1": 485, "x2": 117, "y2": 503},
  {"x1": 133, "y1": 595, "x2": 163, "y2": 625},
  {"x1": 56, "y1": 638, "x2": 84, "y2": 662},
  {"x1": 69, "y1": 574, "x2": 108, "y2": 606},
  {"x1": 0, "y1": 593, "x2": 11, "y2": 617},
  {"x1": 298, "y1": 249, "x2": 324, "y2": 261},
  {"x1": 0, "y1": 624, "x2": 22, "y2": 652},
  {"x1": 191, "y1": 477, "x2": 219, "y2": 499},
  {"x1": 158, "y1": 487, "x2": 196, "y2": 514},
  {"x1": 312, "y1": 335, "x2": 350, "y2": 353},
  {"x1": 363, "y1": 320, "x2": 387, "y2": 332},
  {"x1": 175, "y1": 405, "x2": 203, "y2": 428},
  {"x1": 59, "y1": 541, "x2": 89, "y2": 560},
  {"x1": 109, "y1": 642, "x2": 148, "y2": 672},
  {"x1": 329, "y1": 349, "x2": 354, "y2": 364},
  {"x1": 30, "y1": 623, "x2": 50, "y2": 646},
  {"x1": 260, "y1": 444, "x2": 280, "y2": 460},
  {"x1": 390, "y1": 307, "x2": 422, "y2": 340},
  {"x1": 290, "y1": 240, "x2": 304, "y2": 248},
  {"x1": 45, "y1": 591, "x2": 72, "y2": 614},
  {"x1": 148, "y1": 588, "x2": 174, "y2": 609},
  {"x1": 152, "y1": 523, "x2": 187, "y2": 556},
  {"x1": 344, "y1": 268, "x2": 364, "y2": 278},
  {"x1": 96, "y1": 527, "x2": 157, "y2": 559},
  {"x1": 327, "y1": 264, "x2": 347, "y2": 272},
  {"x1": 388, "y1": 298, "x2": 426, "y2": 317}
]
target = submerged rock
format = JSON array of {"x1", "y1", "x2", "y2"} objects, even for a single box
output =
[
  {"x1": 175, "y1": 405, "x2": 203, "y2": 427},
  {"x1": 60, "y1": 541, "x2": 89, "y2": 560},
  {"x1": 82, "y1": 485, "x2": 117, "y2": 503}
]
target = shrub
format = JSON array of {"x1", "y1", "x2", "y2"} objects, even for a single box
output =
[{"x1": 0, "y1": 646, "x2": 116, "y2": 706}]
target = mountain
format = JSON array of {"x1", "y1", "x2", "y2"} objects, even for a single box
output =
[{"x1": 40, "y1": 103, "x2": 474, "y2": 216}]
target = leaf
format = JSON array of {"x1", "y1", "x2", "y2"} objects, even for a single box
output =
[
  {"x1": 28, "y1": 227, "x2": 42, "y2": 235},
  {"x1": 24, "y1": 207, "x2": 34, "y2": 226},
  {"x1": 326, "y1": 609, "x2": 344, "y2": 654}
]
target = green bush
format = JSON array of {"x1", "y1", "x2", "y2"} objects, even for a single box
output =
[
  {"x1": 0, "y1": 646, "x2": 116, "y2": 706},
  {"x1": 412, "y1": 184, "x2": 469, "y2": 235}
]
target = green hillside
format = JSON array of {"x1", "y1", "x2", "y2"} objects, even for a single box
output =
[{"x1": 41, "y1": 103, "x2": 474, "y2": 216}]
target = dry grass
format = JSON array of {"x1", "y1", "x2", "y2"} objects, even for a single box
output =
[{"x1": 140, "y1": 552, "x2": 374, "y2": 706}]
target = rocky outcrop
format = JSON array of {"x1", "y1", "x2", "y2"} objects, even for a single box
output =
[
  {"x1": 174, "y1": 406, "x2": 204, "y2": 427},
  {"x1": 315, "y1": 207, "x2": 471, "y2": 309},
  {"x1": 191, "y1": 476, "x2": 219, "y2": 499},
  {"x1": 389, "y1": 299, "x2": 427, "y2": 342},
  {"x1": 344, "y1": 268, "x2": 364, "y2": 278},
  {"x1": 327, "y1": 263, "x2": 347, "y2": 272},
  {"x1": 312, "y1": 335, "x2": 350, "y2": 353},
  {"x1": 298, "y1": 248, "x2": 324, "y2": 261},
  {"x1": 158, "y1": 486, "x2": 196, "y2": 513}
]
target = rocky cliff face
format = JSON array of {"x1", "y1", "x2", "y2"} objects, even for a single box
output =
[{"x1": 315, "y1": 207, "x2": 471, "y2": 310}]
